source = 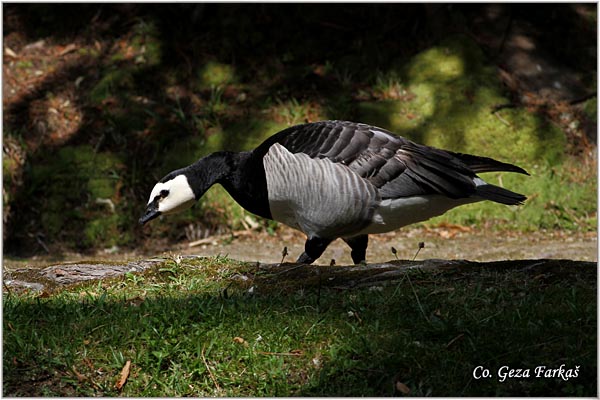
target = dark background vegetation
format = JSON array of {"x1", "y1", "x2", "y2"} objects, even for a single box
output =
[{"x1": 3, "y1": 3, "x2": 597, "y2": 256}]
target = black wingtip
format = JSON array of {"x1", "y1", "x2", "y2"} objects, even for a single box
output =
[
  {"x1": 511, "y1": 165, "x2": 530, "y2": 176},
  {"x1": 448, "y1": 151, "x2": 530, "y2": 176}
]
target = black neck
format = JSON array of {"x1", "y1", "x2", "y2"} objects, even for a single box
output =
[
  {"x1": 185, "y1": 151, "x2": 272, "y2": 220},
  {"x1": 220, "y1": 152, "x2": 272, "y2": 220},
  {"x1": 183, "y1": 151, "x2": 232, "y2": 199}
]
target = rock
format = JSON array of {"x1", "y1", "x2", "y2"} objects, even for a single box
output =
[
  {"x1": 4, "y1": 258, "x2": 165, "y2": 292},
  {"x1": 40, "y1": 263, "x2": 140, "y2": 285}
]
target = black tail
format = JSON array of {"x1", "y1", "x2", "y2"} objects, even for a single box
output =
[
  {"x1": 476, "y1": 184, "x2": 527, "y2": 205},
  {"x1": 449, "y1": 151, "x2": 530, "y2": 175},
  {"x1": 449, "y1": 151, "x2": 528, "y2": 205}
]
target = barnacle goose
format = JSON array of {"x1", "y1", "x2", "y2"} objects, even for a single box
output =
[{"x1": 140, "y1": 120, "x2": 528, "y2": 264}]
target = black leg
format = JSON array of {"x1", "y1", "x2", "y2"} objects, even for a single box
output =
[
  {"x1": 297, "y1": 236, "x2": 333, "y2": 264},
  {"x1": 343, "y1": 235, "x2": 369, "y2": 264}
]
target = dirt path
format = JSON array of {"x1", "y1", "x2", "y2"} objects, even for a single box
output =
[
  {"x1": 179, "y1": 227, "x2": 597, "y2": 265},
  {"x1": 5, "y1": 228, "x2": 596, "y2": 272},
  {"x1": 3, "y1": 228, "x2": 595, "y2": 294}
]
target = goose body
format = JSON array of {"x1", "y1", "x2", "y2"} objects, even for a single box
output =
[{"x1": 140, "y1": 120, "x2": 528, "y2": 264}]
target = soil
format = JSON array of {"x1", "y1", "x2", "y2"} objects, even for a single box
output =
[
  {"x1": 178, "y1": 227, "x2": 598, "y2": 264},
  {"x1": 5, "y1": 227, "x2": 596, "y2": 270}
]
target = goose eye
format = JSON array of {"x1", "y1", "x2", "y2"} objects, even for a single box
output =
[{"x1": 153, "y1": 189, "x2": 170, "y2": 203}]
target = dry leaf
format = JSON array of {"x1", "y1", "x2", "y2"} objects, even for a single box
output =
[
  {"x1": 439, "y1": 229, "x2": 455, "y2": 239},
  {"x1": 83, "y1": 357, "x2": 95, "y2": 370},
  {"x1": 233, "y1": 336, "x2": 248, "y2": 346},
  {"x1": 395, "y1": 381, "x2": 411, "y2": 394},
  {"x1": 72, "y1": 366, "x2": 87, "y2": 382},
  {"x1": 4, "y1": 47, "x2": 17, "y2": 58},
  {"x1": 127, "y1": 296, "x2": 144, "y2": 307},
  {"x1": 115, "y1": 360, "x2": 131, "y2": 390},
  {"x1": 58, "y1": 43, "x2": 77, "y2": 56}
]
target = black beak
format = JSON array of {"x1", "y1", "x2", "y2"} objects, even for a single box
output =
[{"x1": 139, "y1": 206, "x2": 160, "y2": 225}]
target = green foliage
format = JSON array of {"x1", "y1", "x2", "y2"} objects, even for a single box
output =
[
  {"x1": 273, "y1": 97, "x2": 311, "y2": 125},
  {"x1": 84, "y1": 214, "x2": 123, "y2": 247},
  {"x1": 584, "y1": 97, "x2": 597, "y2": 123},
  {"x1": 197, "y1": 61, "x2": 238, "y2": 90},
  {"x1": 3, "y1": 157, "x2": 18, "y2": 188},
  {"x1": 89, "y1": 68, "x2": 136, "y2": 104},
  {"x1": 131, "y1": 19, "x2": 162, "y2": 66},
  {"x1": 90, "y1": 68, "x2": 133, "y2": 103},
  {"x1": 16, "y1": 60, "x2": 34, "y2": 69}
]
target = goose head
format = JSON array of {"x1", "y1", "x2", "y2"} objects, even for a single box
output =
[
  {"x1": 139, "y1": 152, "x2": 234, "y2": 226},
  {"x1": 139, "y1": 173, "x2": 196, "y2": 225}
]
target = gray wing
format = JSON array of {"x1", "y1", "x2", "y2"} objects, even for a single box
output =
[{"x1": 259, "y1": 120, "x2": 502, "y2": 200}]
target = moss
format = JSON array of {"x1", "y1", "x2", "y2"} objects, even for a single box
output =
[
  {"x1": 28, "y1": 145, "x2": 127, "y2": 247},
  {"x1": 198, "y1": 185, "x2": 248, "y2": 229},
  {"x1": 212, "y1": 118, "x2": 288, "y2": 153},
  {"x1": 103, "y1": 103, "x2": 149, "y2": 137},
  {"x1": 3, "y1": 157, "x2": 17, "y2": 187},
  {"x1": 89, "y1": 68, "x2": 135, "y2": 104},
  {"x1": 16, "y1": 60, "x2": 34, "y2": 69},
  {"x1": 583, "y1": 97, "x2": 597, "y2": 124},
  {"x1": 131, "y1": 20, "x2": 162, "y2": 66},
  {"x1": 84, "y1": 214, "x2": 121, "y2": 247},
  {"x1": 405, "y1": 46, "x2": 466, "y2": 84},
  {"x1": 270, "y1": 97, "x2": 315, "y2": 126},
  {"x1": 197, "y1": 61, "x2": 237, "y2": 90},
  {"x1": 77, "y1": 46, "x2": 101, "y2": 58},
  {"x1": 160, "y1": 135, "x2": 208, "y2": 173}
]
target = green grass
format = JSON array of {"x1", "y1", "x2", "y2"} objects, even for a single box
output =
[{"x1": 4, "y1": 256, "x2": 596, "y2": 396}]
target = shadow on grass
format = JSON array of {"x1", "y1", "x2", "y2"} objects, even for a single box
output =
[{"x1": 3, "y1": 258, "x2": 596, "y2": 396}]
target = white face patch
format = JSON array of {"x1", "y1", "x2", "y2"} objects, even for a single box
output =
[{"x1": 148, "y1": 174, "x2": 196, "y2": 215}]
